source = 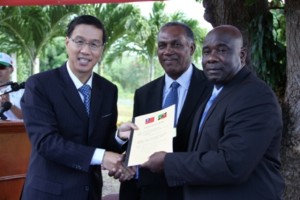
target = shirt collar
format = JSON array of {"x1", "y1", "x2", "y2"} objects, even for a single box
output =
[
  {"x1": 164, "y1": 64, "x2": 193, "y2": 90},
  {"x1": 212, "y1": 85, "x2": 223, "y2": 96},
  {"x1": 66, "y1": 61, "x2": 93, "y2": 90}
]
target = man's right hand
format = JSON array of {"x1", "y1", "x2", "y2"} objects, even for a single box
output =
[{"x1": 102, "y1": 151, "x2": 135, "y2": 182}]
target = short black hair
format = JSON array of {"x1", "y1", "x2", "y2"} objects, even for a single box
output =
[
  {"x1": 159, "y1": 22, "x2": 195, "y2": 42},
  {"x1": 66, "y1": 15, "x2": 107, "y2": 44}
]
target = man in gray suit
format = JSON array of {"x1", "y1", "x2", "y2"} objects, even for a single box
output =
[
  {"x1": 20, "y1": 15, "x2": 133, "y2": 200},
  {"x1": 119, "y1": 22, "x2": 212, "y2": 200},
  {"x1": 142, "y1": 25, "x2": 285, "y2": 200}
]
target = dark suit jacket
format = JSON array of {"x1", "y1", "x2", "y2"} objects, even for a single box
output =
[
  {"x1": 20, "y1": 64, "x2": 121, "y2": 200},
  {"x1": 120, "y1": 65, "x2": 212, "y2": 200},
  {"x1": 164, "y1": 67, "x2": 285, "y2": 200}
]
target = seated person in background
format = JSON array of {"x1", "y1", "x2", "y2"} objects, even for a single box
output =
[{"x1": 0, "y1": 52, "x2": 24, "y2": 120}]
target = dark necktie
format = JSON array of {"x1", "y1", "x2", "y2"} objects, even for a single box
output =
[{"x1": 79, "y1": 84, "x2": 91, "y2": 115}]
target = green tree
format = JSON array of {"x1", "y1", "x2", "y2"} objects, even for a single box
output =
[
  {"x1": 40, "y1": 37, "x2": 67, "y2": 72},
  {"x1": 104, "y1": 56, "x2": 149, "y2": 93},
  {"x1": 0, "y1": 6, "x2": 81, "y2": 75},
  {"x1": 105, "y1": 2, "x2": 207, "y2": 82},
  {"x1": 92, "y1": 3, "x2": 141, "y2": 76}
]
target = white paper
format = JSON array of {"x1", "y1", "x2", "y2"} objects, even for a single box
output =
[{"x1": 125, "y1": 105, "x2": 176, "y2": 166}]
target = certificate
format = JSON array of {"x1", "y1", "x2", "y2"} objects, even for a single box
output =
[{"x1": 124, "y1": 105, "x2": 176, "y2": 166}]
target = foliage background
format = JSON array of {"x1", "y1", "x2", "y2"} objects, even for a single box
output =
[
  {"x1": 0, "y1": 2, "x2": 208, "y2": 123},
  {"x1": 3, "y1": 0, "x2": 300, "y2": 199}
]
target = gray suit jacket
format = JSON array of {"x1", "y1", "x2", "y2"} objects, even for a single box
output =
[
  {"x1": 164, "y1": 67, "x2": 285, "y2": 200},
  {"x1": 20, "y1": 64, "x2": 121, "y2": 200}
]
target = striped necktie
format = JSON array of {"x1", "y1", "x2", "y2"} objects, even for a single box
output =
[{"x1": 78, "y1": 84, "x2": 91, "y2": 115}]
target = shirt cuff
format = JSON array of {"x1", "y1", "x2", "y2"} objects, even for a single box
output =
[
  {"x1": 90, "y1": 148, "x2": 105, "y2": 165},
  {"x1": 115, "y1": 130, "x2": 127, "y2": 145}
]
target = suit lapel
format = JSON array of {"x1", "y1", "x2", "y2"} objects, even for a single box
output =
[
  {"x1": 201, "y1": 67, "x2": 251, "y2": 129},
  {"x1": 177, "y1": 66, "x2": 211, "y2": 131},
  {"x1": 88, "y1": 75, "x2": 104, "y2": 136},
  {"x1": 192, "y1": 67, "x2": 251, "y2": 150},
  {"x1": 152, "y1": 77, "x2": 164, "y2": 110},
  {"x1": 188, "y1": 95, "x2": 208, "y2": 151},
  {"x1": 59, "y1": 65, "x2": 88, "y2": 122},
  {"x1": 177, "y1": 66, "x2": 212, "y2": 151},
  {"x1": 143, "y1": 77, "x2": 164, "y2": 114},
  {"x1": 193, "y1": 92, "x2": 221, "y2": 150}
]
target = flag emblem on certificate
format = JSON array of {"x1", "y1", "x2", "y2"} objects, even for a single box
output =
[
  {"x1": 145, "y1": 117, "x2": 155, "y2": 124},
  {"x1": 158, "y1": 112, "x2": 167, "y2": 120}
]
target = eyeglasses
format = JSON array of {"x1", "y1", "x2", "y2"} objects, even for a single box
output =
[{"x1": 70, "y1": 37, "x2": 104, "y2": 51}]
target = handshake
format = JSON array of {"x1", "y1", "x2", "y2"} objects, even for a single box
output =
[
  {"x1": 102, "y1": 151, "x2": 136, "y2": 182},
  {"x1": 102, "y1": 122, "x2": 138, "y2": 182}
]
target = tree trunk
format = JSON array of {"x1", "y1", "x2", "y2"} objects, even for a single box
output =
[
  {"x1": 281, "y1": 0, "x2": 300, "y2": 199},
  {"x1": 202, "y1": 0, "x2": 300, "y2": 199},
  {"x1": 33, "y1": 57, "x2": 40, "y2": 74},
  {"x1": 202, "y1": 0, "x2": 269, "y2": 72}
]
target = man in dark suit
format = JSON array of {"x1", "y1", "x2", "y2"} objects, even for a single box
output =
[
  {"x1": 119, "y1": 22, "x2": 212, "y2": 200},
  {"x1": 20, "y1": 15, "x2": 134, "y2": 200},
  {"x1": 142, "y1": 25, "x2": 285, "y2": 199}
]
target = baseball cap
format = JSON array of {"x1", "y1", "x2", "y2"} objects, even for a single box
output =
[{"x1": 0, "y1": 52, "x2": 13, "y2": 67}]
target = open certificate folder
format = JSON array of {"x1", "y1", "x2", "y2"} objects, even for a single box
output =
[{"x1": 124, "y1": 105, "x2": 176, "y2": 167}]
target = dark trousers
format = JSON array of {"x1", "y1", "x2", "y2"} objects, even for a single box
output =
[{"x1": 119, "y1": 179, "x2": 183, "y2": 200}]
